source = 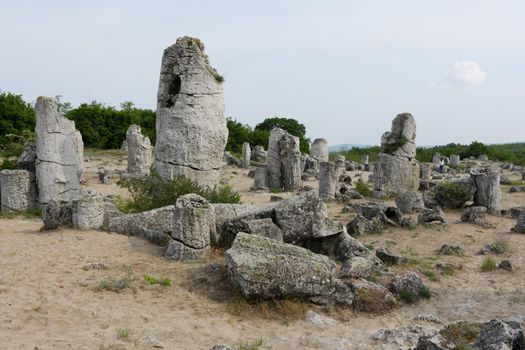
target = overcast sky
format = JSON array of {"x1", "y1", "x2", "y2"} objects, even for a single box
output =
[{"x1": 1, "y1": 0, "x2": 524, "y2": 146}]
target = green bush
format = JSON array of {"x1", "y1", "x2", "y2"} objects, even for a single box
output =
[
  {"x1": 434, "y1": 181, "x2": 472, "y2": 209},
  {"x1": 117, "y1": 172, "x2": 240, "y2": 213},
  {"x1": 355, "y1": 178, "x2": 372, "y2": 197},
  {"x1": 143, "y1": 274, "x2": 172, "y2": 286},
  {"x1": 399, "y1": 289, "x2": 416, "y2": 303}
]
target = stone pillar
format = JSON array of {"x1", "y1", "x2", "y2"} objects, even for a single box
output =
[
  {"x1": 0, "y1": 170, "x2": 38, "y2": 213},
  {"x1": 35, "y1": 96, "x2": 83, "y2": 204},
  {"x1": 241, "y1": 142, "x2": 251, "y2": 169},
  {"x1": 361, "y1": 155, "x2": 369, "y2": 165},
  {"x1": 126, "y1": 124, "x2": 153, "y2": 176},
  {"x1": 432, "y1": 153, "x2": 441, "y2": 164},
  {"x1": 471, "y1": 167, "x2": 501, "y2": 215},
  {"x1": 319, "y1": 161, "x2": 338, "y2": 199},
  {"x1": 479, "y1": 154, "x2": 488, "y2": 161},
  {"x1": 310, "y1": 138, "x2": 328, "y2": 162},
  {"x1": 450, "y1": 155, "x2": 460, "y2": 167},
  {"x1": 154, "y1": 37, "x2": 227, "y2": 188},
  {"x1": 165, "y1": 194, "x2": 215, "y2": 260},
  {"x1": 420, "y1": 163, "x2": 431, "y2": 180},
  {"x1": 251, "y1": 165, "x2": 268, "y2": 190},
  {"x1": 267, "y1": 128, "x2": 302, "y2": 191}
]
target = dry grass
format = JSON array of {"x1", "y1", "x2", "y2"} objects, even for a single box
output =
[
  {"x1": 481, "y1": 256, "x2": 497, "y2": 272},
  {"x1": 440, "y1": 321, "x2": 483, "y2": 348}
]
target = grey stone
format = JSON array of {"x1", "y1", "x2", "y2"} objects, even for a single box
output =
[
  {"x1": 432, "y1": 152, "x2": 441, "y2": 164},
  {"x1": 108, "y1": 205, "x2": 174, "y2": 240},
  {"x1": 72, "y1": 191, "x2": 104, "y2": 230},
  {"x1": 0, "y1": 169, "x2": 38, "y2": 212},
  {"x1": 373, "y1": 153, "x2": 420, "y2": 196},
  {"x1": 126, "y1": 124, "x2": 153, "y2": 176},
  {"x1": 223, "y1": 152, "x2": 241, "y2": 166},
  {"x1": 225, "y1": 233, "x2": 354, "y2": 306},
  {"x1": 267, "y1": 128, "x2": 302, "y2": 191},
  {"x1": 349, "y1": 279, "x2": 396, "y2": 313},
  {"x1": 35, "y1": 96, "x2": 83, "y2": 204},
  {"x1": 340, "y1": 256, "x2": 375, "y2": 279},
  {"x1": 510, "y1": 207, "x2": 525, "y2": 219},
  {"x1": 241, "y1": 218, "x2": 282, "y2": 241},
  {"x1": 318, "y1": 161, "x2": 338, "y2": 199},
  {"x1": 376, "y1": 246, "x2": 406, "y2": 265},
  {"x1": 389, "y1": 271, "x2": 428, "y2": 301},
  {"x1": 449, "y1": 154, "x2": 460, "y2": 167},
  {"x1": 97, "y1": 167, "x2": 111, "y2": 184},
  {"x1": 471, "y1": 167, "x2": 501, "y2": 215},
  {"x1": 415, "y1": 335, "x2": 449, "y2": 350},
  {"x1": 513, "y1": 212, "x2": 525, "y2": 233},
  {"x1": 171, "y1": 194, "x2": 214, "y2": 257},
  {"x1": 154, "y1": 37, "x2": 227, "y2": 188},
  {"x1": 346, "y1": 214, "x2": 380, "y2": 235},
  {"x1": 395, "y1": 191, "x2": 424, "y2": 214},
  {"x1": 251, "y1": 145, "x2": 267, "y2": 163},
  {"x1": 380, "y1": 113, "x2": 417, "y2": 159},
  {"x1": 461, "y1": 206, "x2": 487, "y2": 226},
  {"x1": 499, "y1": 260, "x2": 513, "y2": 271},
  {"x1": 510, "y1": 186, "x2": 525, "y2": 193},
  {"x1": 42, "y1": 200, "x2": 74, "y2": 230},
  {"x1": 420, "y1": 163, "x2": 431, "y2": 180},
  {"x1": 310, "y1": 138, "x2": 328, "y2": 162},
  {"x1": 241, "y1": 142, "x2": 251, "y2": 169},
  {"x1": 434, "y1": 178, "x2": 475, "y2": 209},
  {"x1": 439, "y1": 244, "x2": 465, "y2": 256},
  {"x1": 418, "y1": 207, "x2": 446, "y2": 225},
  {"x1": 479, "y1": 154, "x2": 489, "y2": 161},
  {"x1": 474, "y1": 319, "x2": 525, "y2": 350},
  {"x1": 251, "y1": 165, "x2": 268, "y2": 190},
  {"x1": 274, "y1": 191, "x2": 331, "y2": 244},
  {"x1": 18, "y1": 141, "x2": 36, "y2": 172},
  {"x1": 164, "y1": 240, "x2": 210, "y2": 260},
  {"x1": 352, "y1": 202, "x2": 402, "y2": 227},
  {"x1": 210, "y1": 345, "x2": 233, "y2": 350}
]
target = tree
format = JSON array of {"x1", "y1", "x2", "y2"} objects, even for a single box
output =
[
  {"x1": 55, "y1": 95, "x2": 72, "y2": 114},
  {"x1": 254, "y1": 117, "x2": 310, "y2": 153},
  {"x1": 225, "y1": 118, "x2": 253, "y2": 154},
  {"x1": 0, "y1": 91, "x2": 35, "y2": 145}
]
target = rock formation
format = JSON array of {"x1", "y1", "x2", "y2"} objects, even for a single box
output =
[
  {"x1": 154, "y1": 36, "x2": 228, "y2": 187},
  {"x1": 0, "y1": 170, "x2": 38, "y2": 212},
  {"x1": 319, "y1": 161, "x2": 338, "y2": 199},
  {"x1": 310, "y1": 138, "x2": 329, "y2": 162},
  {"x1": 34, "y1": 96, "x2": 83, "y2": 204},
  {"x1": 372, "y1": 113, "x2": 419, "y2": 197},
  {"x1": 241, "y1": 142, "x2": 251, "y2": 169},
  {"x1": 126, "y1": 124, "x2": 153, "y2": 176},
  {"x1": 471, "y1": 167, "x2": 501, "y2": 215},
  {"x1": 251, "y1": 145, "x2": 267, "y2": 163},
  {"x1": 266, "y1": 128, "x2": 302, "y2": 191}
]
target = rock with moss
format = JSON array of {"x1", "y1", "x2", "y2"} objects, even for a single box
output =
[
  {"x1": 154, "y1": 37, "x2": 227, "y2": 188},
  {"x1": 380, "y1": 113, "x2": 417, "y2": 158},
  {"x1": 340, "y1": 256, "x2": 379, "y2": 279},
  {"x1": 389, "y1": 271, "x2": 428, "y2": 301},
  {"x1": 18, "y1": 141, "x2": 37, "y2": 172},
  {"x1": 225, "y1": 233, "x2": 354, "y2": 306},
  {"x1": 42, "y1": 199, "x2": 74, "y2": 230},
  {"x1": 418, "y1": 207, "x2": 446, "y2": 225},
  {"x1": 376, "y1": 246, "x2": 406, "y2": 265},
  {"x1": 461, "y1": 206, "x2": 487, "y2": 226},
  {"x1": 474, "y1": 319, "x2": 524, "y2": 350}
]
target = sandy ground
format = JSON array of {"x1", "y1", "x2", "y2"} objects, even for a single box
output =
[{"x1": 1, "y1": 152, "x2": 525, "y2": 349}]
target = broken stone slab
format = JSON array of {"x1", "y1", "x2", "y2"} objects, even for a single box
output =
[
  {"x1": 126, "y1": 124, "x2": 153, "y2": 176},
  {"x1": 35, "y1": 96, "x2": 83, "y2": 204},
  {"x1": 0, "y1": 169, "x2": 38, "y2": 213},
  {"x1": 267, "y1": 128, "x2": 303, "y2": 191},
  {"x1": 164, "y1": 240, "x2": 210, "y2": 260},
  {"x1": 171, "y1": 194, "x2": 214, "y2": 255},
  {"x1": 108, "y1": 205, "x2": 174, "y2": 239},
  {"x1": 346, "y1": 214, "x2": 382, "y2": 236},
  {"x1": 222, "y1": 217, "x2": 282, "y2": 245},
  {"x1": 154, "y1": 37, "x2": 228, "y2": 188},
  {"x1": 225, "y1": 233, "x2": 354, "y2": 306},
  {"x1": 395, "y1": 191, "x2": 424, "y2": 214},
  {"x1": 471, "y1": 167, "x2": 501, "y2": 215},
  {"x1": 274, "y1": 191, "x2": 332, "y2": 244},
  {"x1": 223, "y1": 152, "x2": 241, "y2": 166},
  {"x1": 241, "y1": 142, "x2": 251, "y2": 169},
  {"x1": 352, "y1": 202, "x2": 402, "y2": 227}
]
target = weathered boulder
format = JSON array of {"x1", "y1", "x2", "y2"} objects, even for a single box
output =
[
  {"x1": 108, "y1": 205, "x2": 173, "y2": 244},
  {"x1": 499, "y1": 259, "x2": 513, "y2": 271},
  {"x1": 71, "y1": 191, "x2": 104, "y2": 230},
  {"x1": 266, "y1": 128, "x2": 302, "y2": 191},
  {"x1": 510, "y1": 186, "x2": 525, "y2": 193},
  {"x1": 376, "y1": 247, "x2": 406, "y2": 265},
  {"x1": 346, "y1": 214, "x2": 381, "y2": 235},
  {"x1": 352, "y1": 202, "x2": 402, "y2": 227},
  {"x1": 225, "y1": 233, "x2": 354, "y2": 306},
  {"x1": 420, "y1": 163, "x2": 431, "y2": 180},
  {"x1": 461, "y1": 206, "x2": 487, "y2": 226},
  {"x1": 97, "y1": 167, "x2": 111, "y2": 184},
  {"x1": 349, "y1": 279, "x2": 397, "y2": 313},
  {"x1": 380, "y1": 113, "x2": 417, "y2": 159},
  {"x1": 340, "y1": 256, "x2": 376, "y2": 279},
  {"x1": 373, "y1": 153, "x2": 419, "y2": 197},
  {"x1": 154, "y1": 37, "x2": 227, "y2": 188},
  {"x1": 0, "y1": 169, "x2": 38, "y2": 212},
  {"x1": 223, "y1": 152, "x2": 241, "y2": 166},
  {"x1": 479, "y1": 154, "x2": 488, "y2": 161},
  {"x1": 449, "y1": 154, "x2": 460, "y2": 167},
  {"x1": 310, "y1": 138, "x2": 328, "y2": 162},
  {"x1": 418, "y1": 207, "x2": 446, "y2": 225},
  {"x1": 389, "y1": 271, "x2": 429, "y2": 301},
  {"x1": 167, "y1": 194, "x2": 214, "y2": 260},
  {"x1": 395, "y1": 191, "x2": 424, "y2": 214},
  {"x1": 439, "y1": 244, "x2": 465, "y2": 256},
  {"x1": 241, "y1": 142, "x2": 251, "y2": 169},
  {"x1": 274, "y1": 191, "x2": 331, "y2": 244},
  {"x1": 42, "y1": 200, "x2": 74, "y2": 230},
  {"x1": 474, "y1": 319, "x2": 525, "y2": 350},
  {"x1": 471, "y1": 167, "x2": 501, "y2": 215},
  {"x1": 512, "y1": 212, "x2": 525, "y2": 234},
  {"x1": 318, "y1": 161, "x2": 338, "y2": 199},
  {"x1": 126, "y1": 124, "x2": 153, "y2": 176},
  {"x1": 35, "y1": 96, "x2": 83, "y2": 204},
  {"x1": 251, "y1": 165, "x2": 268, "y2": 190},
  {"x1": 222, "y1": 217, "x2": 282, "y2": 246}
]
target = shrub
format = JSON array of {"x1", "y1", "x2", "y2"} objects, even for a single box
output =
[
  {"x1": 481, "y1": 257, "x2": 497, "y2": 272},
  {"x1": 143, "y1": 274, "x2": 172, "y2": 286},
  {"x1": 97, "y1": 267, "x2": 135, "y2": 292},
  {"x1": 423, "y1": 270, "x2": 439, "y2": 282},
  {"x1": 399, "y1": 289, "x2": 416, "y2": 304},
  {"x1": 434, "y1": 181, "x2": 472, "y2": 209},
  {"x1": 117, "y1": 171, "x2": 240, "y2": 213},
  {"x1": 489, "y1": 239, "x2": 509, "y2": 254},
  {"x1": 355, "y1": 178, "x2": 372, "y2": 197},
  {"x1": 419, "y1": 286, "x2": 431, "y2": 299},
  {"x1": 116, "y1": 328, "x2": 130, "y2": 340}
]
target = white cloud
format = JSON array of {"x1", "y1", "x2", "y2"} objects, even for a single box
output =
[{"x1": 448, "y1": 61, "x2": 487, "y2": 86}]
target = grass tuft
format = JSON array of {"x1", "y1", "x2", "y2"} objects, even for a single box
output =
[{"x1": 481, "y1": 256, "x2": 497, "y2": 272}]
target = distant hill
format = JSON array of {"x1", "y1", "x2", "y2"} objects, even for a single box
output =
[{"x1": 328, "y1": 144, "x2": 374, "y2": 152}]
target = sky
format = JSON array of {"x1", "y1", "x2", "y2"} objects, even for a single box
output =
[{"x1": 1, "y1": 0, "x2": 524, "y2": 146}]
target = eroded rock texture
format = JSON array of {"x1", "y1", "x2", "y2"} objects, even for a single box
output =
[
  {"x1": 0, "y1": 170, "x2": 38, "y2": 212},
  {"x1": 471, "y1": 167, "x2": 501, "y2": 215},
  {"x1": 373, "y1": 113, "x2": 419, "y2": 196},
  {"x1": 126, "y1": 124, "x2": 153, "y2": 176},
  {"x1": 35, "y1": 97, "x2": 83, "y2": 204},
  {"x1": 310, "y1": 138, "x2": 329, "y2": 162},
  {"x1": 267, "y1": 128, "x2": 302, "y2": 191},
  {"x1": 154, "y1": 37, "x2": 228, "y2": 187}
]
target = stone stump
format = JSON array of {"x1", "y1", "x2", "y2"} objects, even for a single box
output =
[
  {"x1": 267, "y1": 128, "x2": 302, "y2": 191},
  {"x1": 0, "y1": 170, "x2": 38, "y2": 213},
  {"x1": 165, "y1": 194, "x2": 215, "y2": 260},
  {"x1": 72, "y1": 191, "x2": 104, "y2": 230},
  {"x1": 471, "y1": 167, "x2": 501, "y2": 215},
  {"x1": 449, "y1": 154, "x2": 460, "y2": 167},
  {"x1": 126, "y1": 124, "x2": 153, "y2": 176},
  {"x1": 310, "y1": 138, "x2": 328, "y2": 162},
  {"x1": 251, "y1": 165, "x2": 268, "y2": 190}
]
